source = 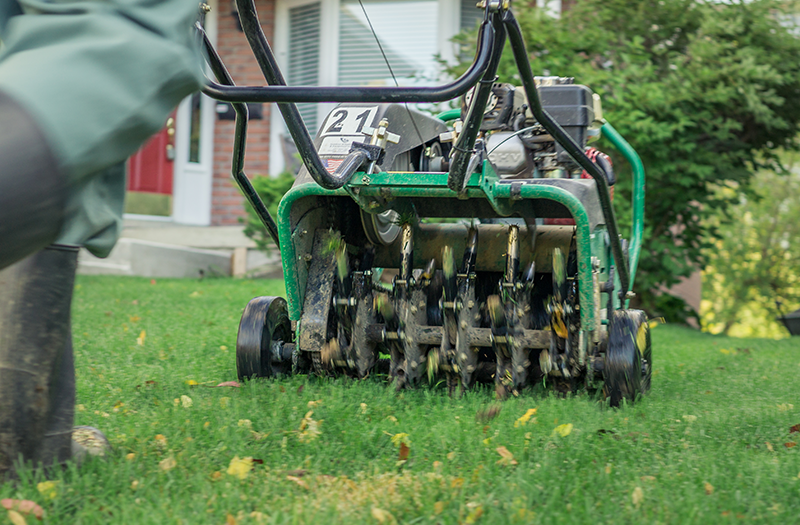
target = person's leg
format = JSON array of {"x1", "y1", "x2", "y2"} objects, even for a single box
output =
[
  {"x1": 0, "y1": 92, "x2": 66, "y2": 269},
  {"x1": 0, "y1": 245, "x2": 78, "y2": 476}
]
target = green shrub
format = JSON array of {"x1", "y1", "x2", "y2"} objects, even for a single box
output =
[{"x1": 240, "y1": 172, "x2": 295, "y2": 253}]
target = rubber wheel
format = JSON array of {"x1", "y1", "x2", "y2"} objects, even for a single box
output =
[
  {"x1": 604, "y1": 309, "x2": 651, "y2": 407},
  {"x1": 236, "y1": 296, "x2": 292, "y2": 380}
]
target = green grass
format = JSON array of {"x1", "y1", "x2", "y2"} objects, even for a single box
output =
[{"x1": 2, "y1": 275, "x2": 799, "y2": 524}]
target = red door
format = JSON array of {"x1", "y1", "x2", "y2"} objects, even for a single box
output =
[{"x1": 127, "y1": 114, "x2": 176, "y2": 195}]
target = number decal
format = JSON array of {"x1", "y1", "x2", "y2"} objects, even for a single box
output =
[
  {"x1": 355, "y1": 110, "x2": 371, "y2": 133},
  {"x1": 319, "y1": 106, "x2": 379, "y2": 137},
  {"x1": 325, "y1": 110, "x2": 348, "y2": 134}
]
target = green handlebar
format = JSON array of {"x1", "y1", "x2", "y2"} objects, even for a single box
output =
[{"x1": 600, "y1": 121, "x2": 644, "y2": 292}]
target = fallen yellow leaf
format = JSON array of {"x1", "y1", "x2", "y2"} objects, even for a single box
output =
[
  {"x1": 136, "y1": 330, "x2": 146, "y2": 346},
  {"x1": 298, "y1": 411, "x2": 322, "y2": 443},
  {"x1": 185, "y1": 380, "x2": 198, "y2": 386},
  {"x1": 36, "y1": 480, "x2": 60, "y2": 500},
  {"x1": 390, "y1": 433, "x2": 411, "y2": 447},
  {"x1": 514, "y1": 408, "x2": 538, "y2": 428},
  {"x1": 447, "y1": 451, "x2": 457, "y2": 461},
  {"x1": 371, "y1": 507, "x2": 396, "y2": 524},
  {"x1": 180, "y1": 395, "x2": 193, "y2": 408},
  {"x1": 433, "y1": 501, "x2": 445, "y2": 514},
  {"x1": 704, "y1": 482, "x2": 714, "y2": 495},
  {"x1": 632, "y1": 486, "x2": 644, "y2": 508},
  {"x1": 126, "y1": 453, "x2": 135, "y2": 461},
  {"x1": 307, "y1": 400, "x2": 322, "y2": 408},
  {"x1": 159, "y1": 457, "x2": 177, "y2": 471},
  {"x1": 238, "y1": 419, "x2": 253, "y2": 429},
  {"x1": 605, "y1": 464, "x2": 612, "y2": 474},
  {"x1": 7, "y1": 510, "x2": 27, "y2": 525},
  {"x1": 227, "y1": 456, "x2": 253, "y2": 480},
  {"x1": 553, "y1": 423, "x2": 573, "y2": 437}
]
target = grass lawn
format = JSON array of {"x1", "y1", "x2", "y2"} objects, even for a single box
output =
[{"x1": 2, "y1": 275, "x2": 799, "y2": 524}]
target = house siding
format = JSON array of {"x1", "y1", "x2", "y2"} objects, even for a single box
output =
[{"x1": 211, "y1": 0, "x2": 276, "y2": 225}]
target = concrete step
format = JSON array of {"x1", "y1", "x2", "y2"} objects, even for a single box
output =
[{"x1": 78, "y1": 238, "x2": 282, "y2": 279}]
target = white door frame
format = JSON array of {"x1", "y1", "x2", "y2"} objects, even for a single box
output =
[{"x1": 172, "y1": 0, "x2": 219, "y2": 225}]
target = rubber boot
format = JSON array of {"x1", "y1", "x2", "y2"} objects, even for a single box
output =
[
  {"x1": 0, "y1": 91, "x2": 66, "y2": 270},
  {"x1": 0, "y1": 245, "x2": 78, "y2": 476}
]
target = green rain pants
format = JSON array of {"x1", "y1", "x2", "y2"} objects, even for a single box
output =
[{"x1": 0, "y1": 0, "x2": 203, "y2": 257}]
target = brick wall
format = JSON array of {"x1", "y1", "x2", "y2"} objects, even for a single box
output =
[{"x1": 212, "y1": 0, "x2": 275, "y2": 225}]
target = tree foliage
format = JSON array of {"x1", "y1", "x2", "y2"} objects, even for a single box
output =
[
  {"x1": 453, "y1": 0, "x2": 800, "y2": 320},
  {"x1": 702, "y1": 158, "x2": 800, "y2": 337}
]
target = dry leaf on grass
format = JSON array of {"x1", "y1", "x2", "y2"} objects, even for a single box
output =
[
  {"x1": 6, "y1": 510, "x2": 27, "y2": 525},
  {"x1": 1, "y1": 500, "x2": 43, "y2": 520},
  {"x1": 704, "y1": 482, "x2": 714, "y2": 495},
  {"x1": 398, "y1": 442, "x2": 410, "y2": 461},
  {"x1": 180, "y1": 395, "x2": 193, "y2": 408},
  {"x1": 136, "y1": 330, "x2": 146, "y2": 346},
  {"x1": 785, "y1": 442, "x2": 797, "y2": 449},
  {"x1": 36, "y1": 481, "x2": 59, "y2": 500},
  {"x1": 790, "y1": 424, "x2": 800, "y2": 434},
  {"x1": 286, "y1": 475, "x2": 308, "y2": 489},
  {"x1": 514, "y1": 408, "x2": 538, "y2": 428},
  {"x1": 159, "y1": 457, "x2": 177, "y2": 472},
  {"x1": 631, "y1": 487, "x2": 644, "y2": 508},
  {"x1": 370, "y1": 507, "x2": 396, "y2": 524},
  {"x1": 227, "y1": 456, "x2": 253, "y2": 479},
  {"x1": 553, "y1": 423, "x2": 573, "y2": 437},
  {"x1": 298, "y1": 411, "x2": 322, "y2": 443},
  {"x1": 495, "y1": 446, "x2": 518, "y2": 466}
]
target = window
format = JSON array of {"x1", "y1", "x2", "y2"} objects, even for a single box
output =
[
  {"x1": 338, "y1": 0, "x2": 440, "y2": 87},
  {"x1": 288, "y1": 2, "x2": 321, "y2": 132}
]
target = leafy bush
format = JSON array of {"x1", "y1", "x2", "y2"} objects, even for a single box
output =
[{"x1": 240, "y1": 172, "x2": 295, "y2": 253}]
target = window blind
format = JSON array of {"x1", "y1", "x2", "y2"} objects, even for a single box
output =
[
  {"x1": 288, "y1": 2, "x2": 321, "y2": 132},
  {"x1": 338, "y1": 0, "x2": 439, "y2": 87}
]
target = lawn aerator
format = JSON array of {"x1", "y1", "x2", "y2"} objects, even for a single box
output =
[{"x1": 198, "y1": 0, "x2": 650, "y2": 405}]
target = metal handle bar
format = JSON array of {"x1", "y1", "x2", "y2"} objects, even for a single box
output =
[
  {"x1": 202, "y1": 18, "x2": 496, "y2": 104},
  {"x1": 197, "y1": 22, "x2": 280, "y2": 248}
]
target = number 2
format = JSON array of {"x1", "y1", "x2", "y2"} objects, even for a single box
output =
[{"x1": 325, "y1": 110, "x2": 347, "y2": 134}]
